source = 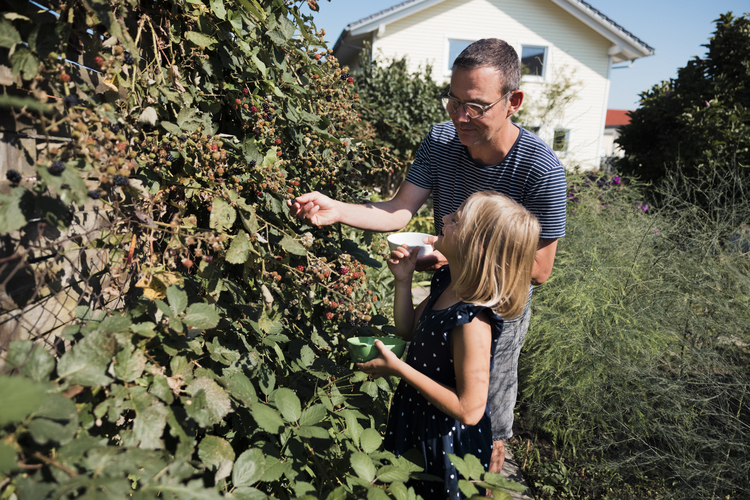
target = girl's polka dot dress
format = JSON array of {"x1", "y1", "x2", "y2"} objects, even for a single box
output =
[{"x1": 384, "y1": 266, "x2": 504, "y2": 499}]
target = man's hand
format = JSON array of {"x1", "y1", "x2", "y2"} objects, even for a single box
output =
[
  {"x1": 287, "y1": 192, "x2": 340, "y2": 227},
  {"x1": 416, "y1": 236, "x2": 447, "y2": 271}
]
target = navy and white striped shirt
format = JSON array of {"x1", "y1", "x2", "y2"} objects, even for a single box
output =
[{"x1": 405, "y1": 121, "x2": 567, "y2": 239}]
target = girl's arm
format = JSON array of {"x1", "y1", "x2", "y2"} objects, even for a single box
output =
[
  {"x1": 358, "y1": 312, "x2": 492, "y2": 426},
  {"x1": 388, "y1": 245, "x2": 420, "y2": 340}
]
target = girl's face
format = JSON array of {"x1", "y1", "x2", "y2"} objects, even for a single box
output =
[{"x1": 435, "y1": 211, "x2": 460, "y2": 262}]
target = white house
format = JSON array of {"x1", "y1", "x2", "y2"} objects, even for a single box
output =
[{"x1": 332, "y1": 0, "x2": 654, "y2": 170}]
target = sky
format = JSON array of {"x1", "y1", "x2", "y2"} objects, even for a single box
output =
[{"x1": 301, "y1": 0, "x2": 749, "y2": 110}]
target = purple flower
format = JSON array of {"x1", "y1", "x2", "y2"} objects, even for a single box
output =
[
  {"x1": 652, "y1": 227, "x2": 660, "y2": 234},
  {"x1": 572, "y1": 197, "x2": 580, "y2": 203},
  {"x1": 705, "y1": 100, "x2": 711, "y2": 107},
  {"x1": 642, "y1": 204, "x2": 649, "y2": 212},
  {"x1": 613, "y1": 176, "x2": 621, "y2": 185},
  {"x1": 568, "y1": 193, "x2": 575, "y2": 198}
]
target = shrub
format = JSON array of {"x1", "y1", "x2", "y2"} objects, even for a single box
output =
[
  {"x1": 516, "y1": 171, "x2": 750, "y2": 499},
  {"x1": 616, "y1": 12, "x2": 750, "y2": 186}
]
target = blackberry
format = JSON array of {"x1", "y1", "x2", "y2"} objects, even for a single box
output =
[
  {"x1": 123, "y1": 52, "x2": 135, "y2": 65},
  {"x1": 179, "y1": 135, "x2": 187, "y2": 142},
  {"x1": 109, "y1": 123, "x2": 120, "y2": 133},
  {"x1": 325, "y1": 96, "x2": 332, "y2": 102},
  {"x1": 165, "y1": 153, "x2": 175, "y2": 162},
  {"x1": 63, "y1": 94, "x2": 78, "y2": 108},
  {"x1": 265, "y1": 113, "x2": 273, "y2": 121},
  {"x1": 88, "y1": 189, "x2": 101, "y2": 200},
  {"x1": 340, "y1": 72, "x2": 350, "y2": 81},
  {"x1": 112, "y1": 174, "x2": 129, "y2": 186},
  {"x1": 249, "y1": 160, "x2": 257, "y2": 167},
  {"x1": 6, "y1": 169, "x2": 22, "y2": 184},
  {"x1": 262, "y1": 102, "x2": 270, "y2": 111},
  {"x1": 49, "y1": 161, "x2": 66, "y2": 176}
]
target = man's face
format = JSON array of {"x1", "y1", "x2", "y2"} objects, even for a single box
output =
[{"x1": 448, "y1": 66, "x2": 511, "y2": 150}]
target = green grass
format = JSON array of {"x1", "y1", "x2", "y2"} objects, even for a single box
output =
[{"x1": 515, "y1": 170, "x2": 750, "y2": 499}]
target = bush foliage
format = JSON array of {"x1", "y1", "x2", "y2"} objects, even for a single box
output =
[
  {"x1": 516, "y1": 170, "x2": 750, "y2": 499},
  {"x1": 0, "y1": 0, "x2": 521, "y2": 499},
  {"x1": 616, "y1": 12, "x2": 750, "y2": 185}
]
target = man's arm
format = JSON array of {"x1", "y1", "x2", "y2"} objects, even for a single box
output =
[
  {"x1": 287, "y1": 181, "x2": 431, "y2": 232},
  {"x1": 532, "y1": 238, "x2": 557, "y2": 285}
]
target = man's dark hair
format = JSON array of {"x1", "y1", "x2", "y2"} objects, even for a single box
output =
[{"x1": 452, "y1": 38, "x2": 520, "y2": 95}]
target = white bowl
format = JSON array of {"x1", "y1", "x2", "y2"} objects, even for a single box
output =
[{"x1": 387, "y1": 232, "x2": 434, "y2": 258}]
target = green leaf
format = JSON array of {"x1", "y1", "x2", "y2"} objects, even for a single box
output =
[
  {"x1": 131, "y1": 400, "x2": 168, "y2": 449},
  {"x1": 299, "y1": 404, "x2": 326, "y2": 427},
  {"x1": 185, "y1": 377, "x2": 232, "y2": 427},
  {"x1": 250, "y1": 403, "x2": 284, "y2": 434},
  {"x1": 448, "y1": 454, "x2": 470, "y2": 479},
  {"x1": 0, "y1": 187, "x2": 29, "y2": 234},
  {"x1": 98, "y1": 315, "x2": 131, "y2": 333},
  {"x1": 257, "y1": 363, "x2": 276, "y2": 395},
  {"x1": 131, "y1": 321, "x2": 158, "y2": 338},
  {"x1": 210, "y1": 197, "x2": 236, "y2": 232},
  {"x1": 226, "y1": 230, "x2": 252, "y2": 264},
  {"x1": 376, "y1": 465, "x2": 409, "y2": 483},
  {"x1": 457, "y1": 479, "x2": 479, "y2": 497},
  {"x1": 367, "y1": 488, "x2": 390, "y2": 500},
  {"x1": 6, "y1": 340, "x2": 55, "y2": 382},
  {"x1": 0, "y1": 376, "x2": 45, "y2": 426},
  {"x1": 279, "y1": 234, "x2": 307, "y2": 256},
  {"x1": 272, "y1": 388, "x2": 301, "y2": 422},
  {"x1": 360, "y1": 427, "x2": 383, "y2": 454},
  {"x1": 167, "y1": 286, "x2": 188, "y2": 315},
  {"x1": 0, "y1": 442, "x2": 17, "y2": 475},
  {"x1": 185, "y1": 31, "x2": 217, "y2": 49},
  {"x1": 222, "y1": 371, "x2": 257, "y2": 407},
  {"x1": 294, "y1": 425, "x2": 329, "y2": 439},
  {"x1": 350, "y1": 452, "x2": 376, "y2": 482},
  {"x1": 161, "y1": 121, "x2": 182, "y2": 135},
  {"x1": 229, "y1": 487, "x2": 268, "y2": 500},
  {"x1": 114, "y1": 347, "x2": 147, "y2": 382},
  {"x1": 360, "y1": 380, "x2": 379, "y2": 398},
  {"x1": 0, "y1": 18, "x2": 21, "y2": 48},
  {"x1": 57, "y1": 330, "x2": 115, "y2": 386},
  {"x1": 198, "y1": 435, "x2": 235, "y2": 481},
  {"x1": 387, "y1": 481, "x2": 409, "y2": 500},
  {"x1": 210, "y1": 0, "x2": 226, "y2": 19},
  {"x1": 10, "y1": 46, "x2": 38, "y2": 80},
  {"x1": 28, "y1": 394, "x2": 78, "y2": 445},
  {"x1": 233, "y1": 448, "x2": 264, "y2": 487},
  {"x1": 183, "y1": 303, "x2": 220, "y2": 329},
  {"x1": 463, "y1": 453, "x2": 486, "y2": 479}
]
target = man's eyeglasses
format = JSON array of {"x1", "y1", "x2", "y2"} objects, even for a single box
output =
[{"x1": 440, "y1": 87, "x2": 514, "y2": 120}]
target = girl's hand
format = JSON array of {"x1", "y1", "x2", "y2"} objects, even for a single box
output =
[
  {"x1": 387, "y1": 244, "x2": 419, "y2": 282},
  {"x1": 356, "y1": 340, "x2": 403, "y2": 379}
]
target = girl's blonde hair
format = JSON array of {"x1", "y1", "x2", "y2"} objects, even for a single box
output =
[{"x1": 452, "y1": 191, "x2": 540, "y2": 319}]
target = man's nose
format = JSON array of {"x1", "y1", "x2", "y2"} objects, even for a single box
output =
[{"x1": 455, "y1": 104, "x2": 472, "y2": 122}]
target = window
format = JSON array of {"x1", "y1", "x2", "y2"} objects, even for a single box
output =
[
  {"x1": 553, "y1": 128, "x2": 569, "y2": 152},
  {"x1": 446, "y1": 39, "x2": 474, "y2": 73},
  {"x1": 521, "y1": 45, "x2": 547, "y2": 79}
]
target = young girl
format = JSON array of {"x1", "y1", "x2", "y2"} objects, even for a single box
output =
[{"x1": 357, "y1": 191, "x2": 540, "y2": 499}]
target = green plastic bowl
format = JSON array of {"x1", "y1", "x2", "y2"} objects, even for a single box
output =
[{"x1": 347, "y1": 336, "x2": 407, "y2": 362}]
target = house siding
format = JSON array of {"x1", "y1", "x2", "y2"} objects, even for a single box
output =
[{"x1": 369, "y1": 0, "x2": 614, "y2": 170}]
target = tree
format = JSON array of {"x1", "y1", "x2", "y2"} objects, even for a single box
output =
[{"x1": 616, "y1": 12, "x2": 750, "y2": 184}]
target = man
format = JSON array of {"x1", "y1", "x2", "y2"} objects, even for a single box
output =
[{"x1": 288, "y1": 38, "x2": 566, "y2": 473}]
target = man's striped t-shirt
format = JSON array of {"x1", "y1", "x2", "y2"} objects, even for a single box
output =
[{"x1": 405, "y1": 121, "x2": 567, "y2": 239}]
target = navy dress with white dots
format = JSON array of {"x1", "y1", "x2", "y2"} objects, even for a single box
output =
[{"x1": 383, "y1": 266, "x2": 503, "y2": 499}]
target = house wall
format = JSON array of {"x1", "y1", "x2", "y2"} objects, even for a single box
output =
[{"x1": 370, "y1": 0, "x2": 614, "y2": 170}]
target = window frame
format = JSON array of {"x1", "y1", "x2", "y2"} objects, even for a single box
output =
[
  {"x1": 444, "y1": 37, "x2": 476, "y2": 76},
  {"x1": 552, "y1": 128, "x2": 570, "y2": 154},
  {"x1": 520, "y1": 44, "x2": 548, "y2": 82}
]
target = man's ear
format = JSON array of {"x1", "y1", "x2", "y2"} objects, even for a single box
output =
[{"x1": 506, "y1": 90, "x2": 524, "y2": 117}]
